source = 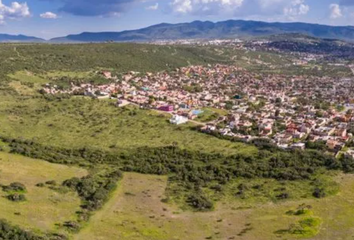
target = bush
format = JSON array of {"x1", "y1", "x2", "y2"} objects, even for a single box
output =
[
  {"x1": 45, "y1": 180, "x2": 57, "y2": 186},
  {"x1": 187, "y1": 193, "x2": 214, "y2": 211},
  {"x1": 0, "y1": 219, "x2": 68, "y2": 240},
  {"x1": 7, "y1": 193, "x2": 26, "y2": 202},
  {"x1": 313, "y1": 188, "x2": 326, "y2": 198},
  {"x1": 2, "y1": 182, "x2": 27, "y2": 192},
  {"x1": 277, "y1": 192, "x2": 290, "y2": 200},
  {"x1": 62, "y1": 221, "x2": 81, "y2": 233}
]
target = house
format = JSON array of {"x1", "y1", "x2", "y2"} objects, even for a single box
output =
[
  {"x1": 291, "y1": 143, "x2": 306, "y2": 150},
  {"x1": 326, "y1": 139, "x2": 344, "y2": 152},
  {"x1": 336, "y1": 128, "x2": 347, "y2": 138},
  {"x1": 313, "y1": 127, "x2": 335, "y2": 137},
  {"x1": 101, "y1": 71, "x2": 112, "y2": 79},
  {"x1": 293, "y1": 131, "x2": 306, "y2": 139},
  {"x1": 170, "y1": 115, "x2": 188, "y2": 125},
  {"x1": 278, "y1": 134, "x2": 293, "y2": 144},
  {"x1": 259, "y1": 122, "x2": 273, "y2": 136},
  {"x1": 158, "y1": 105, "x2": 174, "y2": 112}
]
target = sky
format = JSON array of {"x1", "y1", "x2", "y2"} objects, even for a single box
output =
[{"x1": 0, "y1": 0, "x2": 354, "y2": 39}]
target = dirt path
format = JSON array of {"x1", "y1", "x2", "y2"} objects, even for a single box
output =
[{"x1": 13, "y1": 46, "x2": 23, "y2": 59}]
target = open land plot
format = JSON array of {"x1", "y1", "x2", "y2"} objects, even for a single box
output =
[
  {"x1": 0, "y1": 95, "x2": 257, "y2": 156},
  {"x1": 0, "y1": 152, "x2": 87, "y2": 234},
  {"x1": 8, "y1": 70, "x2": 48, "y2": 84},
  {"x1": 75, "y1": 172, "x2": 354, "y2": 240}
]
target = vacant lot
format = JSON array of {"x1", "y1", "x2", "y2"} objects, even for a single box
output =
[
  {"x1": 0, "y1": 152, "x2": 87, "y2": 234},
  {"x1": 75, "y1": 172, "x2": 223, "y2": 240},
  {"x1": 74, "y1": 172, "x2": 354, "y2": 240}
]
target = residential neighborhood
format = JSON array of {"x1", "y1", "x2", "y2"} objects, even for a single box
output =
[{"x1": 42, "y1": 64, "x2": 354, "y2": 156}]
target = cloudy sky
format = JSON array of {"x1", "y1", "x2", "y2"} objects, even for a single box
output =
[{"x1": 0, "y1": 0, "x2": 354, "y2": 39}]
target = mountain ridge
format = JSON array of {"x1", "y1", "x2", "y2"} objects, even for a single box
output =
[
  {"x1": 1, "y1": 20, "x2": 354, "y2": 43},
  {"x1": 0, "y1": 34, "x2": 44, "y2": 42},
  {"x1": 49, "y1": 20, "x2": 354, "y2": 43}
]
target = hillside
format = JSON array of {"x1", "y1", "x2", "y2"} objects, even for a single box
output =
[{"x1": 50, "y1": 20, "x2": 354, "y2": 42}]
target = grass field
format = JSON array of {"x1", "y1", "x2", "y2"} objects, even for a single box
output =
[
  {"x1": 0, "y1": 152, "x2": 87, "y2": 235},
  {"x1": 45, "y1": 71, "x2": 92, "y2": 79},
  {"x1": 0, "y1": 94, "x2": 256, "y2": 156},
  {"x1": 8, "y1": 70, "x2": 48, "y2": 84},
  {"x1": 74, "y1": 172, "x2": 354, "y2": 240},
  {"x1": 76, "y1": 173, "x2": 221, "y2": 240}
]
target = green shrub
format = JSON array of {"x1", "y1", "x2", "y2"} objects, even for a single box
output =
[{"x1": 7, "y1": 193, "x2": 26, "y2": 202}]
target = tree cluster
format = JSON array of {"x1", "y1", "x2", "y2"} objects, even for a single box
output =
[{"x1": 5, "y1": 136, "x2": 354, "y2": 210}]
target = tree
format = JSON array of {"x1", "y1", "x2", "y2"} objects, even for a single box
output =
[{"x1": 313, "y1": 188, "x2": 326, "y2": 198}]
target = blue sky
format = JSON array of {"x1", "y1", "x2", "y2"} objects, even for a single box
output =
[{"x1": 0, "y1": 0, "x2": 354, "y2": 39}]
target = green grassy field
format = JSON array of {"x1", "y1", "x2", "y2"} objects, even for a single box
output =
[
  {"x1": 8, "y1": 70, "x2": 48, "y2": 84},
  {"x1": 0, "y1": 152, "x2": 87, "y2": 235},
  {"x1": 74, "y1": 172, "x2": 354, "y2": 240},
  {"x1": 0, "y1": 94, "x2": 256, "y2": 155}
]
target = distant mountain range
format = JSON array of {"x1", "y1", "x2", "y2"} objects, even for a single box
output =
[
  {"x1": 0, "y1": 34, "x2": 44, "y2": 42},
  {"x1": 2, "y1": 20, "x2": 354, "y2": 43},
  {"x1": 50, "y1": 20, "x2": 354, "y2": 43}
]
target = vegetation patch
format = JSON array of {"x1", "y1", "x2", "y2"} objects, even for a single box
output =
[
  {"x1": 0, "y1": 219, "x2": 67, "y2": 240},
  {"x1": 2, "y1": 182, "x2": 27, "y2": 193},
  {"x1": 275, "y1": 217, "x2": 322, "y2": 238},
  {"x1": 0, "y1": 152, "x2": 87, "y2": 236},
  {"x1": 197, "y1": 109, "x2": 220, "y2": 123}
]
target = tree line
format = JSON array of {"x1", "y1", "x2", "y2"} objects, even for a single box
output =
[{"x1": 3, "y1": 136, "x2": 354, "y2": 211}]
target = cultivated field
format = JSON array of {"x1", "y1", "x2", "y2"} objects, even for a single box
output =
[{"x1": 0, "y1": 152, "x2": 87, "y2": 234}]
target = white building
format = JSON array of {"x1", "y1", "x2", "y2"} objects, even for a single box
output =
[{"x1": 170, "y1": 115, "x2": 188, "y2": 125}]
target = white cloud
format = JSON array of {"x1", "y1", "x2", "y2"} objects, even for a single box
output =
[
  {"x1": 171, "y1": 0, "x2": 192, "y2": 13},
  {"x1": 40, "y1": 12, "x2": 58, "y2": 19},
  {"x1": 329, "y1": 4, "x2": 342, "y2": 19},
  {"x1": 283, "y1": 0, "x2": 309, "y2": 20},
  {"x1": 171, "y1": 0, "x2": 243, "y2": 14},
  {"x1": 169, "y1": 0, "x2": 311, "y2": 19},
  {"x1": 146, "y1": 3, "x2": 159, "y2": 10},
  {"x1": 0, "y1": 0, "x2": 30, "y2": 24},
  {"x1": 258, "y1": 0, "x2": 283, "y2": 9}
]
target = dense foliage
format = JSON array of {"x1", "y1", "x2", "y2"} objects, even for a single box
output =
[
  {"x1": 4, "y1": 136, "x2": 354, "y2": 210},
  {"x1": 0, "y1": 219, "x2": 66, "y2": 240},
  {"x1": 63, "y1": 169, "x2": 122, "y2": 212}
]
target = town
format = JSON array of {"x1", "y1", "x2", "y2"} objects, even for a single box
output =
[{"x1": 42, "y1": 64, "x2": 354, "y2": 157}]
